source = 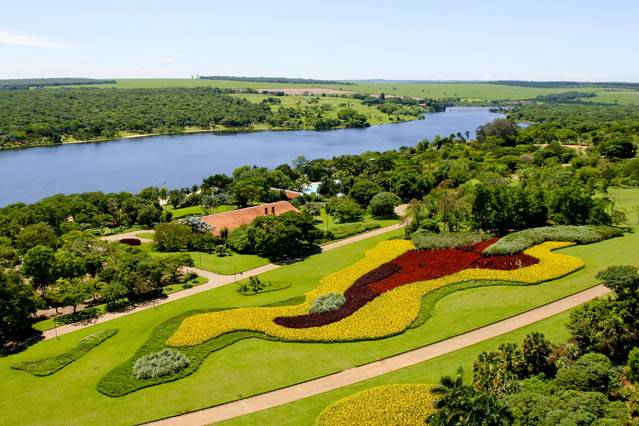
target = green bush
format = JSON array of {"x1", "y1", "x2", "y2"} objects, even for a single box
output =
[
  {"x1": 483, "y1": 225, "x2": 622, "y2": 255},
  {"x1": 227, "y1": 226, "x2": 252, "y2": 253},
  {"x1": 332, "y1": 197, "x2": 364, "y2": 223},
  {"x1": 133, "y1": 349, "x2": 190, "y2": 380},
  {"x1": 412, "y1": 231, "x2": 493, "y2": 250},
  {"x1": 554, "y1": 353, "x2": 620, "y2": 395},
  {"x1": 324, "y1": 222, "x2": 380, "y2": 241},
  {"x1": 627, "y1": 347, "x2": 639, "y2": 384},
  {"x1": 369, "y1": 191, "x2": 401, "y2": 217},
  {"x1": 11, "y1": 329, "x2": 117, "y2": 376},
  {"x1": 309, "y1": 293, "x2": 346, "y2": 314}
]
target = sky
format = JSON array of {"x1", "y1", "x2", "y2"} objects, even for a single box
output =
[{"x1": 1, "y1": 0, "x2": 638, "y2": 81}]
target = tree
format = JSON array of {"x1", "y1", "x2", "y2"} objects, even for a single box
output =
[
  {"x1": 136, "y1": 205, "x2": 161, "y2": 226},
  {"x1": 429, "y1": 367, "x2": 513, "y2": 426},
  {"x1": 15, "y1": 222, "x2": 57, "y2": 254},
  {"x1": 22, "y1": 245, "x2": 55, "y2": 295},
  {"x1": 597, "y1": 265, "x2": 639, "y2": 304},
  {"x1": 332, "y1": 197, "x2": 364, "y2": 223},
  {"x1": 369, "y1": 192, "x2": 401, "y2": 217},
  {"x1": 349, "y1": 180, "x2": 382, "y2": 206},
  {"x1": 0, "y1": 270, "x2": 39, "y2": 341},
  {"x1": 101, "y1": 281, "x2": 128, "y2": 308},
  {"x1": 476, "y1": 118, "x2": 520, "y2": 146},
  {"x1": 522, "y1": 332, "x2": 555, "y2": 377},
  {"x1": 153, "y1": 223, "x2": 191, "y2": 252},
  {"x1": 160, "y1": 253, "x2": 194, "y2": 283},
  {"x1": 50, "y1": 278, "x2": 94, "y2": 313},
  {"x1": 53, "y1": 250, "x2": 86, "y2": 279}
]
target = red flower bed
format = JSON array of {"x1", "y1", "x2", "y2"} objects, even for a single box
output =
[
  {"x1": 470, "y1": 253, "x2": 538, "y2": 270},
  {"x1": 274, "y1": 238, "x2": 538, "y2": 329}
]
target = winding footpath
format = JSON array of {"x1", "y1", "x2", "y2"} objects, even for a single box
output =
[
  {"x1": 146, "y1": 284, "x2": 611, "y2": 426},
  {"x1": 41, "y1": 208, "x2": 408, "y2": 340}
]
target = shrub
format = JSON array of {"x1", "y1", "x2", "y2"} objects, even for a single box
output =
[
  {"x1": 133, "y1": 349, "x2": 190, "y2": 380},
  {"x1": 484, "y1": 225, "x2": 622, "y2": 255},
  {"x1": 119, "y1": 238, "x2": 141, "y2": 246},
  {"x1": 11, "y1": 329, "x2": 117, "y2": 376},
  {"x1": 412, "y1": 231, "x2": 493, "y2": 250},
  {"x1": 309, "y1": 293, "x2": 346, "y2": 314},
  {"x1": 349, "y1": 180, "x2": 383, "y2": 206},
  {"x1": 324, "y1": 222, "x2": 380, "y2": 241},
  {"x1": 627, "y1": 347, "x2": 639, "y2": 384},
  {"x1": 369, "y1": 191, "x2": 401, "y2": 217},
  {"x1": 555, "y1": 353, "x2": 620, "y2": 395}
]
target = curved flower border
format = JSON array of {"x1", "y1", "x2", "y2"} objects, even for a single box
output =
[{"x1": 167, "y1": 241, "x2": 582, "y2": 347}]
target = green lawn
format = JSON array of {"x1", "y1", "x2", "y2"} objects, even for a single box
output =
[
  {"x1": 163, "y1": 204, "x2": 238, "y2": 219},
  {"x1": 2, "y1": 223, "x2": 637, "y2": 425},
  {"x1": 218, "y1": 308, "x2": 576, "y2": 426}
]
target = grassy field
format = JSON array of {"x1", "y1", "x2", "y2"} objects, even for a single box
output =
[
  {"x1": 581, "y1": 90, "x2": 639, "y2": 105},
  {"x1": 219, "y1": 308, "x2": 576, "y2": 426},
  {"x1": 2, "y1": 221, "x2": 637, "y2": 425},
  {"x1": 59, "y1": 78, "x2": 624, "y2": 102},
  {"x1": 163, "y1": 204, "x2": 238, "y2": 219}
]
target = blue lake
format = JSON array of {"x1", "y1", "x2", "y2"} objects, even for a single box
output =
[{"x1": 0, "y1": 107, "x2": 504, "y2": 206}]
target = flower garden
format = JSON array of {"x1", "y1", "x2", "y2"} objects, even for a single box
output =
[
  {"x1": 315, "y1": 384, "x2": 437, "y2": 426},
  {"x1": 166, "y1": 239, "x2": 584, "y2": 347}
]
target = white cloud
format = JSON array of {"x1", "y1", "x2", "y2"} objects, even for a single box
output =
[
  {"x1": 161, "y1": 58, "x2": 173, "y2": 64},
  {"x1": 299, "y1": 37, "x2": 308, "y2": 44},
  {"x1": 0, "y1": 29, "x2": 81, "y2": 49}
]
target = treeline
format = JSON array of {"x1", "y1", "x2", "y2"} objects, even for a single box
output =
[
  {"x1": 198, "y1": 75, "x2": 354, "y2": 85},
  {"x1": 533, "y1": 91, "x2": 596, "y2": 102},
  {"x1": 0, "y1": 78, "x2": 116, "y2": 90},
  {"x1": 0, "y1": 88, "x2": 271, "y2": 147}
]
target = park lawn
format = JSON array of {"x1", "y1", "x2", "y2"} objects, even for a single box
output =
[
  {"x1": 135, "y1": 232, "x2": 154, "y2": 240},
  {"x1": 581, "y1": 91, "x2": 639, "y2": 105},
  {"x1": 2, "y1": 225, "x2": 637, "y2": 426},
  {"x1": 218, "y1": 308, "x2": 576, "y2": 426},
  {"x1": 163, "y1": 204, "x2": 238, "y2": 219},
  {"x1": 609, "y1": 187, "x2": 639, "y2": 224}
]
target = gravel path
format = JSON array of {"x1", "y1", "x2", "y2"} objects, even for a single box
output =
[{"x1": 144, "y1": 284, "x2": 611, "y2": 426}]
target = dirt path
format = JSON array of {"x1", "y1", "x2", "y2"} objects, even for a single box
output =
[
  {"x1": 145, "y1": 284, "x2": 611, "y2": 426},
  {"x1": 41, "y1": 207, "x2": 407, "y2": 340}
]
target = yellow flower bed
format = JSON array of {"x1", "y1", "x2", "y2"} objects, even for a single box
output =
[
  {"x1": 315, "y1": 384, "x2": 436, "y2": 426},
  {"x1": 167, "y1": 241, "x2": 583, "y2": 347}
]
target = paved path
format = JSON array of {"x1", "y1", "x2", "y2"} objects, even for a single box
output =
[
  {"x1": 41, "y1": 208, "x2": 407, "y2": 340},
  {"x1": 145, "y1": 284, "x2": 611, "y2": 426}
]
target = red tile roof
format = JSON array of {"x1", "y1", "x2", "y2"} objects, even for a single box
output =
[
  {"x1": 271, "y1": 187, "x2": 304, "y2": 200},
  {"x1": 201, "y1": 201, "x2": 300, "y2": 235}
]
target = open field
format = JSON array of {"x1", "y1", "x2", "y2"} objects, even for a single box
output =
[
  {"x1": 580, "y1": 90, "x2": 639, "y2": 105},
  {"x1": 2, "y1": 222, "x2": 637, "y2": 425},
  {"x1": 256, "y1": 87, "x2": 356, "y2": 95},
  {"x1": 218, "y1": 308, "x2": 576, "y2": 426},
  {"x1": 54, "y1": 78, "x2": 637, "y2": 102}
]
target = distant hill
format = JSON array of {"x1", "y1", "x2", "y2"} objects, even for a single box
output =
[
  {"x1": 198, "y1": 76, "x2": 354, "y2": 85},
  {"x1": 490, "y1": 80, "x2": 639, "y2": 90},
  {"x1": 0, "y1": 78, "x2": 116, "y2": 90}
]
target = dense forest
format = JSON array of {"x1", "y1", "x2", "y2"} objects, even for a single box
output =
[
  {"x1": 198, "y1": 75, "x2": 353, "y2": 85},
  {"x1": 0, "y1": 78, "x2": 116, "y2": 90},
  {"x1": 0, "y1": 87, "x2": 442, "y2": 148}
]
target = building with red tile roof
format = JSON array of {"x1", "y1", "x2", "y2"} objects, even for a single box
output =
[
  {"x1": 201, "y1": 201, "x2": 300, "y2": 235},
  {"x1": 270, "y1": 187, "x2": 304, "y2": 200}
]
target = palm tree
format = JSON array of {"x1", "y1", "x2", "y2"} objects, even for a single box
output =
[{"x1": 428, "y1": 367, "x2": 513, "y2": 426}]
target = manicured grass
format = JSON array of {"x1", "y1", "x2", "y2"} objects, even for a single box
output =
[
  {"x1": 11, "y1": 329, "x2": 117, "y2": 376},
  {"x1": 314, "y1": 209, "x2": 399, "y2": 235},
  {"x1": 146, "y1": 246, "x2": 270, "y2": 275},
  {"x1": 163, "y1": 204, "x2": 238, "y2": 219},
  {"x1": 2, "y1": 224, "x2": 636, "y2": 425},
  {"x1": 218, "y1": 309, "x2": 576, "y2": 426},
  {"x1": 136, "y1": 232, "x2": 155, "y2": 240},
  {"x1": 237, "y1": 281, "x2": 290, "y2": 296}
]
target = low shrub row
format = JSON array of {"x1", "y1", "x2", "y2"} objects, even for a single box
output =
[
  {"x1": 411, "y1": 231, "x2": 494, "y2": 250},
  {"x1": 322, "y1": 222, "x2": 381, "y2": 241},
  {"x1": 11, "y1": 329, "x2": 117, "y2": 376},
  {"x1": 483, "y1": 225, "x2": 623, "y2": 255}
]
